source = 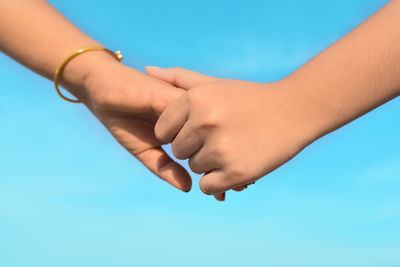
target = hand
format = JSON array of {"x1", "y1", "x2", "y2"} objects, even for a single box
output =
[
  {"x1": 64, "y1": 58, "x2": 192, "y2": 192},
  {"x1": 146, "y1": 67, "x2": 325, "y2": 197}
]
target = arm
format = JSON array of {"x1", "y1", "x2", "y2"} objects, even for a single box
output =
[
  {"x1": 288, "y1": 0, "x2": 400, "y2": 137},
  {"x1": 0, "y1": 0, "x2": 105, "y2": 95},
  {"x1": 0, "y1": 0, "x2": 192, "y2": 192},
  {"x1": 146, "y1": 0, "x2": 400, "y2": 197}
]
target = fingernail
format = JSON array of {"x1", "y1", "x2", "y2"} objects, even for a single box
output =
[{"x1": 220, "y1": 192, "x2": 225, "y2": 201}]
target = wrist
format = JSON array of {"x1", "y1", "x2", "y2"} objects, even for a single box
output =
[
  {"x1": 276, "y1": 75, "x2": 340, "y2": 145},
  {"x1": 60, "y1": 51, "x2": 120, "y2": 102},
  {"x1": 81, "y1": 55, "x2": 149, "y2": 111}
]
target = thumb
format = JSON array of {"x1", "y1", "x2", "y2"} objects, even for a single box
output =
[
  {"x1": 145, "y1": 66, "x2": 220, "y2": 89},
  {"x1": 150, "y1": 79, "x2": 185, "y2": 117}
]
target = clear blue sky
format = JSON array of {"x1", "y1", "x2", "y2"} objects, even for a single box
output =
[{"x1": 1, "y1": 0, "x2": 399, "y2": 266}]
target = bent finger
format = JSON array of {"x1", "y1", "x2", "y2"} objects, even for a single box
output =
[{"x1": 155, "y1": 94, "x2": 189, "y2": 144}]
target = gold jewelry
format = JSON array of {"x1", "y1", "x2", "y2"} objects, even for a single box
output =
[{"x1": 54, "y1": 47, "x2": 123, "y2": 103}]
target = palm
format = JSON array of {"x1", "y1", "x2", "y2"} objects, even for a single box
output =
[
  {"x1": 100, "y1": 114, "x2": 168, "y2": 168},
  {"x1": 83, "y1": 64, "x2": 192, "y2": 192}
]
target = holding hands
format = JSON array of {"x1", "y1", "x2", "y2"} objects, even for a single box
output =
[
  {"x1": 146, "y1": 67, "x2": 325, "y2": 198},
  {"x1": 2, "y1": 0, "x2": 399, "y2": 202}
]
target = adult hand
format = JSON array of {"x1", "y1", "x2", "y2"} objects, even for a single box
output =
[
  {"x1": 146, "y1": 67, "x2": 326, "y2": 197},
  {"x1": 65, "y1": 58, "x2": 192, "y2": 192}
]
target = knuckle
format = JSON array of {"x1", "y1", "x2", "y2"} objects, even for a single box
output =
[
  {"x1": 213, "y1": 142, "x2": 229, "y2": 158},
  {"x1": 171, "y1": 141, "x2": 186, "y2": 160},
  {"x1": 196, "y1": 111, "x2": 221, "y2": 129},
  {"x1": 208, "y1": 138, "x2": 230, "y2": 158},
  {"x1": 188, "y1": 158, "x2": 203, "y2": 174},
  {"x1": 186, "y1": 90, "x2": 202, "y2": 104},
  {"x1": 154, "y1": 122, "x2": 169, "y2": 144},
  {"x1": 199, "y1": 180, "x2": 213, "y2": 195},
  {"x1": 204, "y1": 112, "x2": 221, "y2": 127},
  {"x1": 225, "y1": 165, "x2": 246, "y2": 182}
]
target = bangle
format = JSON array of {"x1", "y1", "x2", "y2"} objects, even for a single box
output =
[{"x1": 54, "y1": 46, "x2": 123, "y2": 103}]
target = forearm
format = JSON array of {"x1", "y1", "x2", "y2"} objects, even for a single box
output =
[
  {"x1": 0, "y1": 0, "x2": 120, "y2": 97},
  {"x1": 288, "y1": 0, "x2": 400, "y2": 139}
]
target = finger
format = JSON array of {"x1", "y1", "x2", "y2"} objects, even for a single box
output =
[
  {"x1": 187, "y1": 146, "x2": 222, "y2": 174},
  {"x1": 214, "y1": 185, "x2": 247, "y2": 202},
  {"x1": 90, "y1": 71, "x2": 184, "y2": 118},
  {"x1": 136, "y1": 147, "x2": 192, "y2": 192},
  {"x1": 150, "y1": 79, "x2": 186, "y2": 117},
  {"x1": 199, "y1": 170, "x2": 231, "y2": 195},
  {"x1": 103, "y1": 116, "x2": 192, "y2": 192},
  {"x1": 233, "y1": 181, "x2": 255, "y2": 192},
  {"x1": 232, "y1": 186, "x2": 246, "y2": 192},
  {"x1": 154, "y1": 94, "x2": 189, "y2": 144},
  {"x1": 171, "y1": 121, "x2": 202, "y2": 160},
  {"x1": 213, "y1": 192, "x2": 226, "y2": 201},
  {"x1": 145, "y1": 66, "x2": 220, "y2": 89},
  {"x1": 213, "y1": 184, "x2": 252, "y2": 202}
]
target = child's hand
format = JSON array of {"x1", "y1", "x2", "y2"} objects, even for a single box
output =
[{"x1": 146, "y1": 67, "x2": 325, "y2": 197}]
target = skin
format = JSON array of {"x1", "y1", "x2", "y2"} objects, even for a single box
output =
[
  {"x1": 0, "y1": 0, "x2": 192, "y2": 192},
  {"x1": 147, "y1": 0, "x2": 400, "y2": 197},
  {"x1": 1, "y1": 0, "x2": 399, "y2": 202}
]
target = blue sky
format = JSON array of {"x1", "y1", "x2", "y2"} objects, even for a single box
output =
[{"x1": 1, "y1": 0, "x2": 399, "y2": 266}]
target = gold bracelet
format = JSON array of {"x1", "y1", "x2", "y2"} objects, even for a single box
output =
[{"x1": 54, "y1": 46, "x2": 123, "y2": 103}]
